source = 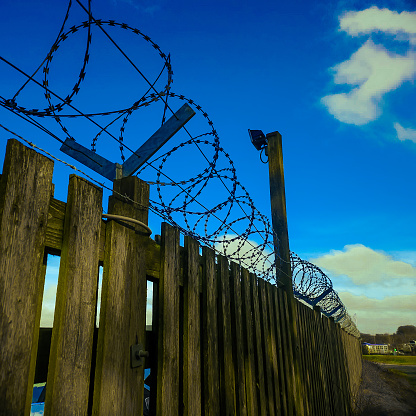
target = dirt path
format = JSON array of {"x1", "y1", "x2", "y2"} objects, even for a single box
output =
[{"x1": 354, "y1": 360, "x2": 416, "y2": 415}]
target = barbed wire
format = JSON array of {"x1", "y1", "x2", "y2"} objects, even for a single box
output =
[{"x1": 0, "y1": 0, "x2": 359, "y2": 337}]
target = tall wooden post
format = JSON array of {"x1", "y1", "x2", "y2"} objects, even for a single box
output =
[
  {"x1": 267, "y1": 131, "x2": 304, "y2": 415},
  {"x1": 267, "y1": 131, "x2": 292, "y2": 293}
]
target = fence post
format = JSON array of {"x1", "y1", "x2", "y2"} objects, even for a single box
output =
[
  {"x1": 92, "y1": 176, "x2": 149, "y2": 415},
  {"x1": 0, "y1": 139, "x2": 53, "y2": 415},
  {"x1": 267, "y1": 131, "x2": 304, "y2": 415},
  {"x1": 156, "y1": 222, "x2": 180, "y2": 415}
]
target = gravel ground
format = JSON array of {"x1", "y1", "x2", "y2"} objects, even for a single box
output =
[{"x1": 354, "y1": 360, "x2": 416, "y2": 416}]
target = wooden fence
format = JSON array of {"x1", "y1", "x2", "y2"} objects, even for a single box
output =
[{"x1": 0, "y1": 139, "x2": 362, "y2": 415}]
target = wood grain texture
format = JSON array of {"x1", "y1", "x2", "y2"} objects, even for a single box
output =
[
  {"x1": 45, "y1": 198, "x2": 66, "y2": 252},
  {"x1": 229, "y1": 262, "x2": 247, "y2": 416},
  {"x1": 276, "y1": 288, "x2": 294, "y2": 415},
  {"x1": 258, "y1": 279, "x2": 275, "y2": 416},
  {"x1": 201, "y1": 247, "x2": 220, "y2": 416},
  {"x1": 44, "y1": 175, "x2": 102, "y2": 416},
  {"x1": 265, "y1": 282, "x2": 280, "y2": 416},
  {"x1": 266, "y1": 131, "x2": 292, "y2": 292},
  {"x1": 156, "y1": 222, "x2": 180, "y2": 416},
  {"x1": 0, "y1": 139, "x2": 53, "y2": 415},
  {"x1": 251, "y1": 274, "x2": 267, "y2": 416},
  {"x1": 93, "y1": 176, "x2": 149, "y2": 416},
  {"x1": 296, "y1": 302, "x2": 310, "y2": 415},
  {"x1": 271, "y1": 286, "x2": 288, "y2": 416},
  {"x1": 240, "y1": 268, "x2": 258, "y2": 415},
  {"x1": 217, "y1": 255, "x2": 236, "y2": 416},
  {"x1": 183, "y1": 236, "x2": 202, "y2": 416}
]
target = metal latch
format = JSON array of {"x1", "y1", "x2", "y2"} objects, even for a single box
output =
[{"x1": 130, "y1": 344, "x2": 149, "y2": 369}]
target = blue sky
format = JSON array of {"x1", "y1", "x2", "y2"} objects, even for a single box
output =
[{"x1": 1, "y1": 0, "x2": 415, "y2": 335}]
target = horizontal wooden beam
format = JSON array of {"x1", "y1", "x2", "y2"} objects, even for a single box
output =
[
  {"x1": 122, "y1": 103, "x2": 195, "y2": 177},
  {"x1": 60, "y1": 138, "x2": 120, "y2": 181}
]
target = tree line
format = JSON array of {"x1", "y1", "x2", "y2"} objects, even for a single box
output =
[{"x1": 360, "y1": 325, "x2": 416, "y2": 349}]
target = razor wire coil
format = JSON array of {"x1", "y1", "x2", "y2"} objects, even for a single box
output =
[{"x1": 0, "y1": 0, "x2": 359, "y2": 337}]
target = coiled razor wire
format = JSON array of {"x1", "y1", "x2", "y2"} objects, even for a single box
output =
[{"x1": 0, "y1": 0, "x2": 359, "y2": 337}]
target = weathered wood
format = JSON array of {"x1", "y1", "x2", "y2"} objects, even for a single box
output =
[
  {"x1": 44, "y1": 175, "x2": 102, "y2": 415},
  {"x1": 60, "y1": 138, "x2": 119, "y2": 181},
  {"x1": 304, "y1": 305, "x2": 320, "y2": 415},
  {"x1": 0, "y1": 139, "x2": 53, "y2": 415},
  {"x1": 183, "y1": 236, "x2": 202, "y2": 416},
  {"x1": 45, "y1": 198, "x2": 66, "y2": 252},
  {"x1": 276, "y1": 288, "x2": 294, "y2": 415},
  {"x1": 251, "y1": 274, "x2": 267, "y2": 416},
  {"x1": 266, "y1": 131, "x2": 292, "y2": 293},
  {"x1": 201, "y1": 246, "x2": 220, "y2": 416},
  {"x1": 265, "y1": 282, "x2": 281, "y2": 415},
  {"x1": 217, "y1": 255, "x2": 236, "y2": 415},
  {"x1": 156, "y1": 222, "x2": 180, "y2": 416},
  {"x1": 45, "y1": 197, "x2": 158, "y2": 273},
  {"x1": 93, "y1": 176, "x2": 149, "y2": 415},
  {"x1": 240, "y1": 268, "x2": 258, "y2": 415},
  {"x1": 271, "y1": 286, "x2": 288, "y2": 416},
  {"x1": 296, "y1": 302, "x2": 310, "y2": 415},
  {"x1": 267, "y1": 131, "x2": 305, "y2": 415},
  {"x1": 229, "y1": 262, "x2": 247, "y2": 416},
  {"x1": 258, "y1": 279, "x2": 276, "y2": 416}
]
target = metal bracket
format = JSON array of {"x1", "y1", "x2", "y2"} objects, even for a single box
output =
[
  {"x1": 130, "y1": 343, "x2": 149, "y2": 369},
  {"x1": 60, "y1": 103, "x2": 195, "y2": 181}
]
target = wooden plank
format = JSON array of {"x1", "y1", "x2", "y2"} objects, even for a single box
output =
[
  {"x1": 240, "y1": 268, "x2": 258, "y2": 415},
  {"x1": 217, "y1": 255, "x2": 236, "y2": 415},
  {"x1": 93, "y1": 176, "x2": 149, "y2": 415},
  {"x1": 304, "y1": 305, "x2": 321, "y2": 415},
  {"x1": 321, "y1": 315, "x2": 336, "y2": 414},
  {"x1": 156, "y1": 222, "x2": 180, "y2": 416},
  {"x1": 313, "y1": 306, "x2": 331, "y2": 415},
  {"x1": 271, "y1": 286, "x2": 288, "y2": 416},
  {"x1": 296, "y1": 302, "x2": 311, "y2": 415},
  {"x1": 277, "y1": 288, "x2": 294, "y2": 415},
  {"x1": 60, "y1": 138, "x2": 119, "y2": 181},
  {"x1": 44, "y1": 175, "x2": 102, "y2": 415},
  {"x1": 251, "y1": 274, "x2": 267, "y2": 416},
  {"x1": 258, "y1": 279, "x2": 276, "y2": 416},
  {"x1": 201, "y1": 247, "x2": 220, "y2": 416},
  {"x1": 183, "y1": 236, "x2": 202, "y2": 416},
  {"x1": 0, "y1": 139, "x2": 53, "y2": 415},
  {"x1": 122, "y1": 103, "x2": 196, "y2": 176},
  {"x1": 266, "y1": 131, "x2": 292, "y2": 292},
  {"x1": 265, "y1": 282, "x2": 281, "y2": 415},
  {"x1": 229, "y1": 262, "x2": 247, "y2": 416}
]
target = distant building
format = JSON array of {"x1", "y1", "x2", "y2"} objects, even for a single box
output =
[{"x1": 362, "y1": 342, "x2": 389, "y2": 355}]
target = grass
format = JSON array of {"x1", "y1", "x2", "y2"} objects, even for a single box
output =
[
  {"x1": 389, "y1": 368, "x2": 416, "y2": 390},
  {"x1": 363, "y1": 355, "x2": 416, "y2": 365}
]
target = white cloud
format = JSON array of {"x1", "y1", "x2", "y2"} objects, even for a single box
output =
[
  {"x1": 310, "y1": 245, "x2": 416, "y2": 333},
  {"x1": 339, "y1": 291, "x2": 416, "y2": 334},
  {"x1": 340, "y1": 6, "x2": 416, "y2": 45},
  {"x1": 310, "y1": 244, "x2": 416, "y2": 285},
  {"x1": 322, "y1": 40, "x2": 416, "y2": 125},
  {"x1": 215, "y1": 234, "x2": 275, "y2": 277},
  {"x1": 394, "y1": 122, "x2": 416, "y2": 143}
]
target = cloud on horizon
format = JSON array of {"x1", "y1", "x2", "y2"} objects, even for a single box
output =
[
  {"x1": 311, "y1": 244, "x2": 416, "y2": 333},
  {"x1": 322, "y1": 6, "x2": 416, "y2": 126},
  {"x1": 339, "y1": 291, "x2": 416, "y2": 333},
  {"x1": 310, "y1": 243, "x2": 416, "y2": 285}
]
